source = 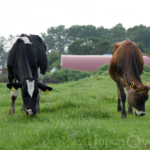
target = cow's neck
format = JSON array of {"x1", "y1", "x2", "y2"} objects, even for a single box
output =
[
  {"x1": 18, "y1": 58, "x2": 33, "y2": 80},
  {"x1": 126, "y1": 55, "x2": 143, "y2": 87}
]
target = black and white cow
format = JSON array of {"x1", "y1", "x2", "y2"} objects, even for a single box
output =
[{"x1": 7, "y1": 34, "x2": 52, "y2": 115}]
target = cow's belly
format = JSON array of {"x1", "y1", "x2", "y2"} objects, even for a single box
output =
[
  {"x1": 108, "y1": 63, "x2": 118, "y2": 82},
  {"x1": 109, "y1": 66, "x2": 127, "y2": 87}
]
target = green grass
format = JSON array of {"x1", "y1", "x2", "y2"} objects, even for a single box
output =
[{"x1": 1, "y1": 72, "x2": 150, "y2": 150}]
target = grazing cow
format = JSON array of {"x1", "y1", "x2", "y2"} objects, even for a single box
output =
[
  {"x1": 7, "y1": 34, "x2": 53, "y2": 115},
  {"x1": 109, "y1": 38, "x2": 150, "y2": 118}
]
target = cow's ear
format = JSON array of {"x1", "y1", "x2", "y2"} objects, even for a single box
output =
[
  {"x1": 38, "y1": 82, "x2": 53, "y2": 94},
  {"x1": 130, "y1": 82, "x2": 139, "y2": 92},
  {"x1": 7, "y1": 83, "x2": 22, "y2": 91}
]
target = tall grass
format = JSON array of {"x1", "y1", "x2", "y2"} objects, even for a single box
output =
[{"x1": 0, "y1": 70, "x2": 150, "y2": 149}]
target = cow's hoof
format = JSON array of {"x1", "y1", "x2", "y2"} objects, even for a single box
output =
[
  {"x1": 37, "y1": 110, "x2": 40, "y2": 113},
  {"x1": 117, "y1": 105, "x2": 122, "y2": 111},
  {"x1": 128, "y1": 111, "x2": 133, "y2": 114},
  {"x1": 36, "y1": 105, "x2": 40, "y2": 113},
  {"x1": 9, "y1": 108, "x2": 15, "y2": 114},
  {"x1": 121, "y1": 114, "x2": 127, "y2": 118}
]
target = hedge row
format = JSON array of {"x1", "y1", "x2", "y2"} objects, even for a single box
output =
[
  {"x1": 43, "y1": 64, "x2": 150, "y2": 83},
  {"x1": 49, "y1": 68, "x2": 91, "y2": 83}
]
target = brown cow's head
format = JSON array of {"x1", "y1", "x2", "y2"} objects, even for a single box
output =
[{"x1": 127, "y1": 82, "x2": 150, "y2": 116}]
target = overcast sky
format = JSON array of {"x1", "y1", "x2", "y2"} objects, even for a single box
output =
[{"x1": 0, "y1": 0, "x2": 150, "y2": 38}]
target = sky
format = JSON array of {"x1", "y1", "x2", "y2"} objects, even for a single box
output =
[{"x1": 0, "y1": 0, "x2": 150, "y2": 38}]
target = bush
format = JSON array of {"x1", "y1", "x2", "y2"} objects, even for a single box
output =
[
  {"x1": 97, "y1": 69, "x2": 104, "y2": 75},
  {"x1": 96, "y1": 64, "x2": 109, "y2": 75},
  {"x1": 82, "y1": 71, "x2": 91, "y2": 78},
  {"x1": 50, "y1": 68, "x2": 91, "y2": 83},
  {"x1": 47, "y1": 64, "x2": 112, "y2": 83},
  {"x1": 47, "y1": 52, "x2": 60, "y2": 71},
  {"x1": 44, "y1": 72, "x2": 51, "y2": 79},
  {"x1": 68, "y1": 77, "x2": 74, "y2": 82},
  {"x1": 143, "y1": 65, "x2": 150, "y2": 72},
  {"x1": 92, "y1": 70, "x2": 97, "y2": 75},
  {"x1": 99, "y1": 64, "x2": 109, "y2": 71}
]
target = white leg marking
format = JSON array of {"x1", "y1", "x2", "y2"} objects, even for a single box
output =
[
  {"x1": 11, "y1": 90, "x2": 18, "y2": 97},
  {"x1": 9, "y1": 79, "x2": 18, "y2": 114},
  {"x1": 38, "y1": 89, "x2": 41, "y2": 97}
]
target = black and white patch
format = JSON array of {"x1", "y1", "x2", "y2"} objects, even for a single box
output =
[{"x1": 7, "y1": 34, "x2": 52, "y2": 115}]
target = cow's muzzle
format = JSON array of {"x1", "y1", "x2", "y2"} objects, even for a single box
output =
[
  {"x1": 135, "y1": 110, "x2": 146, "y2": 116},
  {"x1": 26, "y1": 109, "x2": 35, "y2": 116}
]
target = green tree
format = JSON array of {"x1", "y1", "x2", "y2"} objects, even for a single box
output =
[
  {"x1": 66, "y1": 25, "x2": 83, "y2": 42},
  {"x1": 138, "y1": 43, "x2": 145, "y2": 53},
  {"x1": 80, "y1": 25, "x2": 97, "y2": 43},
  {"x1": 42, "y1": 25, "x2": 68, "y2": 53},
  {"x1": 41, "y1": 32, "x2": 55, "y2": 54},
  {"x1": 96, "y1": 26, "x2": 111, "y2": 41},
  {"x1": 0, "y1": 36, "x2": 8, "y2": 66},
  {"x1": 68, "y1": 39, "x2": 85, "y2": 55},
  {"x1": 126, "y1": 25, "x2": 150, "y2": 53},
  {"x1": 68, "y1": 37, "x2": 110, "y2": 55},
  {"x1": 47, "y1": 52, "x2": 60, "y2": 71},
  {"x1": 88, "y1": 37, "x2": 110, "y2": 54},
  {"x1": 67, "y1": 25, "x2": 97, "y2": 44},
  {"x1": 110, "y1": 23, "x2": 126, "y2": 44}
]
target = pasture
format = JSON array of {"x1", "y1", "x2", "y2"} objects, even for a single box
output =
[{"x1": 0, "y1": 71, "x2": 150, "y2": 150}]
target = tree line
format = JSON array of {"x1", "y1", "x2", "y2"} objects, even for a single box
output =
[
  {"x1": 42, "y1": 23, "x2": 150, "y2": 71},
  {"x1": 41, "y1": 23, "x2": 150, "y2": 55},
  {"x1": 0, "y1": 23, "x2": 150, "y2": 71}
]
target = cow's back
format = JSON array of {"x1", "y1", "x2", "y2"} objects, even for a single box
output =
[
  {"x1": 109, "y1": 39, "x2": 143, "y2": 84},
  {"x1": 7, "y1": 34, "x2": 47, "y2": 82},
  {"x1": 21, "y1": 34, "x2": 47, "y2": 75}
]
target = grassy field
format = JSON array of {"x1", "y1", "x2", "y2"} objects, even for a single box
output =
[{"x1": 0, "y1": 71, "x2": 150, "y2": 150}]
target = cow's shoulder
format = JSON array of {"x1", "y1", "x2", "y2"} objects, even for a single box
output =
[{"x1": 112, "y1": 41, "x2": 125, "y2": 55}]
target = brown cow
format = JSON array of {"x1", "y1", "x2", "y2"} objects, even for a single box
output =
[{"x1": 109, "y1": 38, "x2": 150, "y2": 118}]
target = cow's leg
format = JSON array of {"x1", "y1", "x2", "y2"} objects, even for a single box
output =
[
  {"x1": 36, "y1": 89, "x2": 41, "y2": 113},
  {"x1": 21, "y1": 101, "x2": 26, "y2": 112},
  {"x1": 117, "y1": 76, "x2": 126, "y2": 118},
  {"x1": 9, "y1": 88, "x2": 18, "y2": 114},
  {"x1": 36, "y1": 67, "x2": 44, "y2": 113},
  {"x1": 128, "y1": 102, "x2": 133, "y2": 114},
  {"x1": 117, "y1": 88, "x2": 122, "y2": 111}
]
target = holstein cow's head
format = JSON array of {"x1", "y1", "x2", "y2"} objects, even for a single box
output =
[
  {"x1": 127, "y1": 82, "x2": 150, "y2": 116},
  {"x1": 7, "y1": 77, "x2": 52, "y2": 115}
]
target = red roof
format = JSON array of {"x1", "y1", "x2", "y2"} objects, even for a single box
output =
[
  {"x1": 143, "y1": 56, "x2": 150, "y2": 65},
  {"x1": 61, "y1": 55, "x2": 150, "y2": 72}
]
